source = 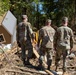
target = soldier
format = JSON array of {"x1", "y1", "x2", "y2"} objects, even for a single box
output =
[
  {"x1": 54, "y1": 17, "x2": 74, "y2": 72},
  {"x1": 17, "y1": 15, "x2": 34, "y2": 66},
  {"x1": 37, "y1": 19, "x2": 55, "y2": 70}
]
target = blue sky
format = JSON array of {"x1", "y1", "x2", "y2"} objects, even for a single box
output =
[
  {"x1": 32, "y1": 0, "x2": 58, "y2": 14},
  {"x1": 38, "y1": 0, "x2": 58, "y2": 14}
]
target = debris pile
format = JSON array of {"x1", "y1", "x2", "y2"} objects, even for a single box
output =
[
  {"x1": 0, "y1": 43, "x2": 76, "y2": 75},
  {"x1": 0, "y1": 44, "x2": 48, "y2": 75}
]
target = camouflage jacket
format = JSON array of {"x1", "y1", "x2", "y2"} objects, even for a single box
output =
[
  {"x1": 38, "y1": 26, "x2": 55, "y2": 48},
  {"x1": 17, "y1": 22, "x2": 34, "y2": 42},
  {"x1": 55, "y1": 26, "x2": 74, "y2": 49}
]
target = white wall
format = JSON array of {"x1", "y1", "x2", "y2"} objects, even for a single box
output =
[
  {"x1": 2, "y1": 10, "x2": 17, "y2": 44},
  {"x1": 2, "y1": 10, "x2": 17, "y2": 35}
]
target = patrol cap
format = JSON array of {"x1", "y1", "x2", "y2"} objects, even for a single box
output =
[
  {"x1": 22, "y1": 15, "x2": 27, "y2": 19},
  {"x1": 62, "y1": 17, "x2": 68, "y2": 22},
  {"x1": 46, "y1": 19, "x2": 52, "y2": 23}
]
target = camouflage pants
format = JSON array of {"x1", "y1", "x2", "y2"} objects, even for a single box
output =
[
  {"x1": 39, "y1": 47, "x2": 53, "y2": 68},
  {"x1": 55, "y1": 48, "x2": 70, "y2": 71},
  {"x1": 19, "y1": 39, "x2": 33, "y2": 60}
]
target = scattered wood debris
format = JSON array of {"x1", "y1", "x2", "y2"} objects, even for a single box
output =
[{"x1": 0, "y1": 43, "x2": 76, "y2": 75}]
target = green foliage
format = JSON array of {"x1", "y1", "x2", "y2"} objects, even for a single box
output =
[
  {"x1": 0, "y1": 0, "x2": 10, "y2": 15},
  {"x1": 42, "y1": 0, "x2": 75, "y2": 27},
  {"x1": 0, "y1": 0, "x2": 75, "y2": 30},
  {"x1": 34, "y1": 0, "x2": 39, "y2": 4},
  {"x1": 9, "y1": 0, "x2": 37, "y2": 23}
]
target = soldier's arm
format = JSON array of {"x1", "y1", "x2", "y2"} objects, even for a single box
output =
[
  {"x1": 53, "y1": 29, "x2": 56, "y2": 48},
  {"x1": 28, "y1": 23, "x2": 35, "y2": 40},
  {"x1": 16, "y1": 24, "x2": 21, "y2": 47},
  {"x1": 54, "y1": 32, "x2": 57, "y2": 51},
  {"x1": 16, "y1": 24, "x2": 20, "y2": 41},
  {"x1": 70, "y1": 29, "x2": 74, "y2": 50},
  {"x1": 37, "y1": 29, "x2": 43, "y2": 47},
  {"x1": 54, "y1": 28, "x2": 59, "y2": 51}
]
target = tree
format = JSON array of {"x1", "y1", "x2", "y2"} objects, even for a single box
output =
[
  {"x1": 0, "y1": 0, "x2": 10, "y2": 15},
  {"x1": 0, "y1": 0, "x2": 75, "y2": 31},
  {"x1": 41, "y1": 0, "x2": 75, "y2": 27},
  {"x1": 9, "y1": 0, "x2": 33, "y2": 22}
]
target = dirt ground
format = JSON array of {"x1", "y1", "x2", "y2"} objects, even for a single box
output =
[{"x1": 0, "y1": 42, "x2": 76, "y2": 75}]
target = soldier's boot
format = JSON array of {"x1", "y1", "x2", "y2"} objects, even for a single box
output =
[
  {"x1": 37, "y1": 63, "x2": 44, "y2": 70},
  {"x1": 22, "y1": 58, "x2": 26, "y2": 66},
  {"x1": 55, "y1": 58, "x2": 60, "y2": 71},
  {"x1": 37, "y1": 58, "x2": 44, "y2": 70},
  {"x1": 25, "y1": 57, "x2": 32, "y2": 65},
  {"x1": 47, "y1": 60, "x2": 52, "y2": 70}
]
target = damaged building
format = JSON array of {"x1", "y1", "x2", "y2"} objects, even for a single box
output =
[{"x1": 0, "y1": 11, "x2": 17, "y2": 44}]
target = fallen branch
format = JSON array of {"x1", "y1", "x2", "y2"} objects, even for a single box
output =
[
  {"x1": 13, "y1": 66, "x2": 47, "y2": 75},
  {"x1": 0, "y1": 47, "x2": 10, "y2": 62},
  {"x1": 0, "y1": 47, "x2": 21, "y2": 61},
  {"x1": 5, "y1": 69, "x2": 33, "y2": 75}
]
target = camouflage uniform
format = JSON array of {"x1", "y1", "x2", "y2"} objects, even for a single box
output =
[
  {"x1": 17, "y1": 21, "x2": 34, "y2": 63},
  {"x1": 38, "y1": 25, "x2": 55, "y2": 69},
  {"x1": 55, "y1": 25, "x2": 74, "y2": 72}
]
